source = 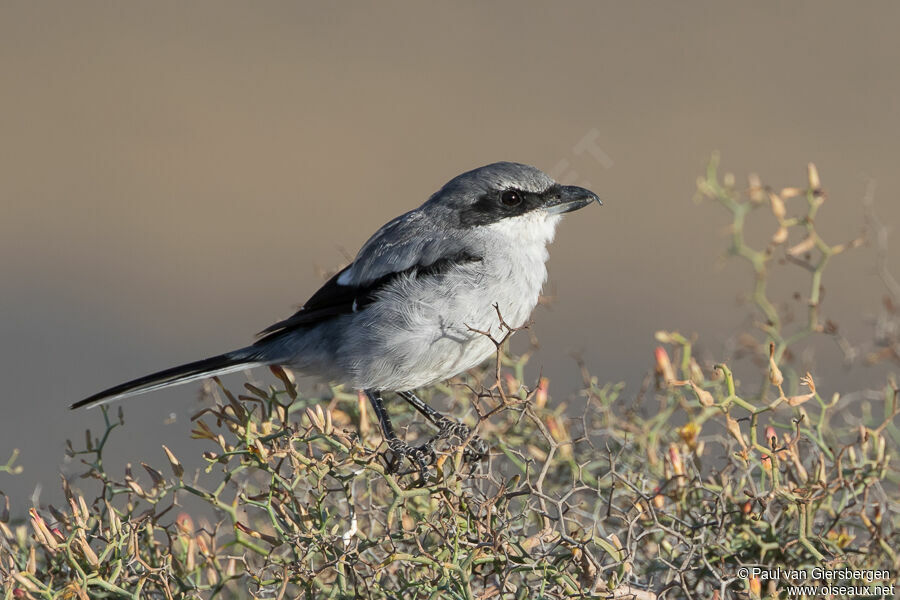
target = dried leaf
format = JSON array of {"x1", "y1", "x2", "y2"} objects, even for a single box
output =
[
  {"x1": 535, "y1": 377, "x2": 549, "y2": 408},
  {"x1": 807, "y1": 162, "x2": 821, "y2": 190},
  {"x1": 654, "y1": 347, "x2": 676, "y2": 386},
  {"x1": 270, "y1": 365, "x2": 298, "y2": 399},
  {"x1": 668, "y1": 443, "x2": 684, "y2": 478},
  {"x1": 780, "y1": 187, "x2": 804, "y2": 199},
  {"x1": 772, "y1": 226, "x2": 789, "y2": 245},
  {"x1": 768, "y1": 191, "x2": 786, "y2": 220},
  {"x1": 689, "y1": 380, "x2": 715, "y2": 407},
  {"x1": 162, "y1": 445, "x2": 184, "y2": 478},
  {"x1": 725, "y1": 415, "x2": 747, "y2": 450},
  {"x1": 787, "y1": 372, "x2": 816, "y2": 406},
  {"x1": 357, "y1": 391, "x2": 370, "y2": 436},
  {"x1": 768, "y1": 343, "x2": 784, "y2": 387},
  {"x1": 141, "y1": 463, "x2": 165, "y2": 489},
  {"x1": 787, "y1": 235, "x2": 816, "y2": 256}
]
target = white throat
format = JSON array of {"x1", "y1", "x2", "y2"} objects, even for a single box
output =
[{"x1": 483, "y1": 210, "x2": 562, "y2": 247}]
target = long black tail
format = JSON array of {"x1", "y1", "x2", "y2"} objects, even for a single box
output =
[{"x1": 71, "y1": 350, "x2": 266, "y2": 410}]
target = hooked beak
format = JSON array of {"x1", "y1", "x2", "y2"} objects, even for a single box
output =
[{"x1": 544, "y1": 185, "x2": 602, "y2": 215}]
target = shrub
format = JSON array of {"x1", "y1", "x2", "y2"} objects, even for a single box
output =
[{"x1": 2, "y1": 158, "x2": 898, "y2": 599}]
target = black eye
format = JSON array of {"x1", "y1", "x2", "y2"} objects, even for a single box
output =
[{"x1": 500, "y1": 190, "x2": 522, "y2": 207}]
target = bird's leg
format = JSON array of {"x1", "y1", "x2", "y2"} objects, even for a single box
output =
[
  {"x1": 364, "y1": 390, "x2": 434, "y2": 476},
  {"x1": 396, "y1": 391, "x2": 487, "y2": 462}
]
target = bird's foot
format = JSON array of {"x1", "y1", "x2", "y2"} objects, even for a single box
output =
[
  {"x1": 386, "y1": 437, "x2": 436, "y2": 478},
  {"x1": 463, "y1": 436, "x2": 489, "y2": 463},
  {"x1": 435, "y1": 417, "x2": 488, "y2": 463}
]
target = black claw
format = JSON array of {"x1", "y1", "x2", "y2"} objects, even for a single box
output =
[
  {"x1": 418, "y1": 442, "x2": 437, "y2": 466},
  {"x1": 436, "y1": 416, "x2": 471, "y2": 442},
  {"x1": 434, "y1": 417, "x2": 487, "y2": 462},
  {"x1": 369, "y1": 390, "x2": 487, "y2": 475},
  {"x1": 385, "y1": 437, "x2": 437, "y2": 478},
  {"x1": 463, "y1": 435, "x2": 489, "y2": 463},
  {"x1": 386, "y1": 437, "x2": 406, "y2": 454}
]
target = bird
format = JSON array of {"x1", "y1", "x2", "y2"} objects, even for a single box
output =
[{"x1": 72, "y1": 162, "x2": 601, "y2": 471}]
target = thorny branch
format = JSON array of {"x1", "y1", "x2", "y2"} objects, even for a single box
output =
[{"x1": 2, "y1": 159, "x2": 899, "y2": 599}]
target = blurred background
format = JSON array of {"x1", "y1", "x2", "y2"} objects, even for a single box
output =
[{"x1": 2, "y1": 1, "x2": 899, "y2": 510}]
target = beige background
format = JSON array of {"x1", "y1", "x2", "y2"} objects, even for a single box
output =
[{"x1": 2, "y1": 2, "x2": 899, "y2": 509}]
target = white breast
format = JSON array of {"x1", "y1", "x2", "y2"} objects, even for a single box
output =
[
  {"x1": 477, "y1": 211, "x2": 560, "y2": 330},
  {"x1": 342, "y1": 210, "x2": 563, "y2": 391}
]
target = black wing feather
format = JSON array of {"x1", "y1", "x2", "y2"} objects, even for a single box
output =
[{"x1": 255, "y1": 253, "x2": 481, "y2": 343}]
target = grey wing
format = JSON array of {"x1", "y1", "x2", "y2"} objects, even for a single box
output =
[
  {"x1": 256, "y1": 209, "x2": 479, "y2": 341},
  {"x1": 337, "y1": 209, "x2": 470, "y2": 287}
]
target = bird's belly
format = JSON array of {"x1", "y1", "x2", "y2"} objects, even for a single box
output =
[{"x1": 342, "y1": 265, "x2": 543, "y2": 391}]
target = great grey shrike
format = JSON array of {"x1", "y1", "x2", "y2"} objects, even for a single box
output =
[{"x1": 73, "y1": 162, "x2": 601, "y2": 470}]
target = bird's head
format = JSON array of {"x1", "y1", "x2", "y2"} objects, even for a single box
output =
[{"x1": 427, "y1": 162, "x2": 601, "y2": 229}]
